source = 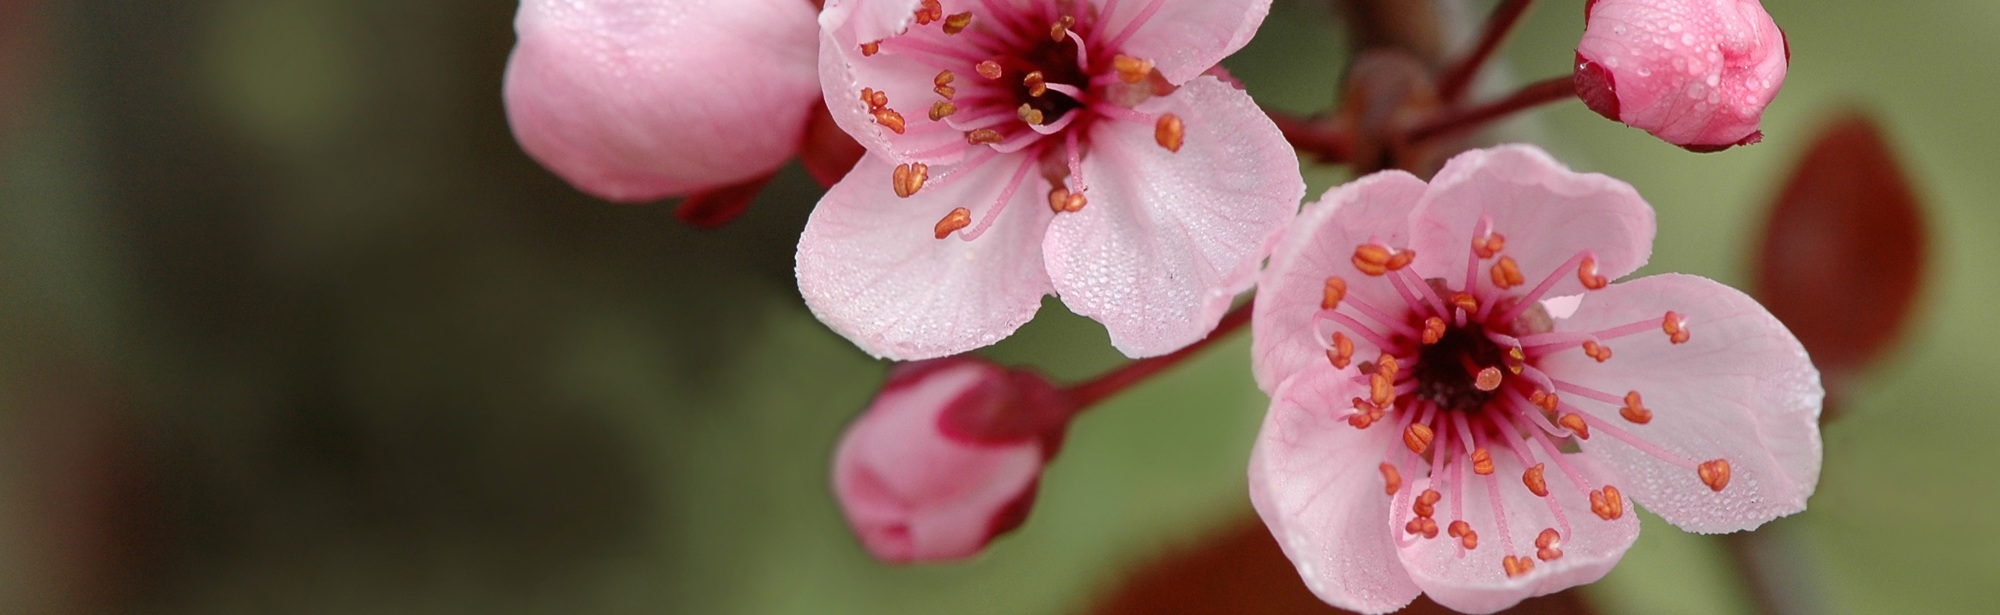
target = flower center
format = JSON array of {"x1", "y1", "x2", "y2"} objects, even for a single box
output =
[
  {"x1": 1313, "y1": 216, "x2": 1731, "y2": 578},
  {"x1": 852, "y1": 0, "x2": 1185, "y2": 240}
]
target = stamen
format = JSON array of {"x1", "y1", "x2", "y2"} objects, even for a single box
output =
[
  {"x1": 1347, "y1": 398, "x2": 1380, "y2": 429},
  {"x1": 1503, "y1": 555, "x2": 1535, "y2": 578},
  {"x1": 1471, "y1": 448, "x2": 1495, "y2": 475},
  {"x1": 1404, "y1": 422, "x2": 1435, "y2": 455},
  {"x1": 1536, "y1": 528, "x2": 1564, "y2": 561},
  {"x1": 933, "y1": 70, "x2": 956, "y2": 99},
  {"x1": 1023, "y1": 71, "x2": 1048, "y2": 97},
  {"x1": 860, "y1": 41, "x2": 881, "y2": 57},
  {"x1": 861, "y1": 88, "x2": 888, "y2": 109},
  {"x1": 1523, "y1": 463, "x2": 1549, "y2": 497},
  {"x1": 1046, "y1": 187, "x2": 1086, "y2": 213},
  {"x1": 1112, "y1": 54, "x2": 1154, "y2": 83},
  {"x1": 928, "y1": 101, "x2": 958, "y2": 121},
  {"x1": 1589, "y1": 485, "x2": 1625, "y2": 520},
  {"x1": 976, "y1": 60, "x2": 1003, "y2": 80},
  {"x1": 954, "y1": 154, "x2": 1038, "y2": 241},
  {"x1": 942, "y1": 11, "x2": 974, "y2": 35},
  {"x1": 1326, "y1": 332, "x2": 1355, "y2": 368},
  {"x1": 1380, "y1": 462, "x2": 1402, "y2": 496},
  {"x1": 1414, "y1": 488, "x2": 1441, "y2": 519},
  {"x1": 913, "y1": 0, "x2": 943, "y2": 25},
  {"x1": 1322, "y1": 276, "x2": 1347, "y2": 309},
  {"x1": 1698, "y1": 459, "x2": 1732, "y2": 491},
  {"x1": 966, "y1": 128, "x2": 1003, "y2": 144},
  {"x1": 872, "y1": 108, "x2": 908, "y2": 134},
  {"x1": 1450, "y1": 292, "x2": 1480, "y2": 315},
  {"x1": 1483, "y1": 469, "x2": 1524, "y2": 577},
  {"x1": 1370, "y1": 371, "x2": 1396, "y2": 408},
  {"x1": 1579, "y1": 256, "x2": 1609, "y2": 289},
  {"x1": 1582, "y1": 340, "x2": 1613, "y2": 362},
  {"x1": 1473, "y1": 231, "x2": 1506, "y2": 259},
  {"x1": 1352, "y1": 245, "x2": 1395, "y2": 276},
  {"x1": 933, "y1": 208, "x2": 972, "y2": 239},
  {"x1": 1490, "y1": 256, "x2": 1525, "y2": 289},
  {"x1": 1449, "y1": 520, "x2": 1479, "y2": 550},
  {"x1": 1154, "y1": 114, "x2": 1184, "y2": 152},
  {"x1": 1499, "y1": 250, "x2": 1595, "y2": 323},
  {"x1": 1016, "y1": 103, "x2": 1045, "y2": 125},
  {"x1": 1105, "y1": 0, "x2": 1168, "y2": 50},
  {"x1": 1664, "y1": 311, "x2": 1691, "y2": 344},
  {"x1": 1049, "y1": 15, "x2": 1074, "y2": 42},
  {"x1": 1405, "y1": 516, "x2": 1440, "y2": 538},
  {"x1": 1314, "y1": 310, "x2": 1397, "y2": 350},
  {"x1": 1464, "y1": 216, "x2": 1494, "y2": 297},
  {"x1": 1422, "y1": 317, "x2": 1447, "y2": 345},
  {"x1": 1474, "y1": 367, "x2": 1503, "y2": 392},
  {"x1": 1620, "y1": 391, "x2": 1653, "y2": 424},
  {"x1": 1529, "y1": 389, "x2": 1560, "y2": 412},
  {"x1": 891, "y1": 162, "x2": 929, "y2": 197},
  {"x1": 1557, "y1": 413, "x2": 1591, "y2": 440}
]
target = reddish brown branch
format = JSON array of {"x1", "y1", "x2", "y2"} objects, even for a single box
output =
[
  {"x1": 1403, "y1": 75, "x2": 1573, "y2": 145},
  {"x1": 1436, "y1": 0, "x2": 1537, "y2": 102},
  {"x1": 1067, "y1": 300, "x2": 1255, "y2": 409}
]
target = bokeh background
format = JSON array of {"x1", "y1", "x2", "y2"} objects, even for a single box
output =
[{"x1": 0, "y1": 0, "x2": 1994, "y2": 613}]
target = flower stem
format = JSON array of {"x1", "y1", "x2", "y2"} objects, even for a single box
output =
[
  {"x1": 1435, "y1": 0, "x2": 1537, "y2": 103},
  {"x1": 1067, "y1": 300, "x2": 1255, "y2": 409},
  {"x1": 1402, "y1": 75, "x2": 1573, "y2": 145}
]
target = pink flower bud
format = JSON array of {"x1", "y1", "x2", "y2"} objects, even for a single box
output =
[
  {"x1": 832, "y1": 357, "x2": 1073, "y2": 564},
  {"x1": 1574, "y1": 0, "x2": 1788, "y2": 152}
]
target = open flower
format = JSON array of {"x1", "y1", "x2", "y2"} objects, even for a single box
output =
[
  {"x1": 1247, "y1": 145, "x2": 1821, "y2": 613},
  {"x1": 503, "y1": 0, "x2": 823, "y2": 202},
  {"x1": 833, "y1": 356, "x2": 1073, "y2": 563},
  {"x1": 1574, "y1": 0, "x2": 1788, "y2": 152},
  {"x1": 797, "y1": 0, "x2": 1304, "y2": 360}
]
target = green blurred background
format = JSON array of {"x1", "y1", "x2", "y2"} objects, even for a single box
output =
[{"x1": 0, "y1": 0, "x2": 1994, "y2": 613}]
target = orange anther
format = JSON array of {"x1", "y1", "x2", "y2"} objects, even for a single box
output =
[
  {"x1": 1023, "y1": 71, "x2": 1048, "y2": 97},
  {"x1": 1536, "y1": 528, "x2": 1564, "y2": 561},
  {"x1": 1404, "y1": 423, "x2": 1434, "y2": 454},
  {"x1": 1413, "y1": 488, "x2": 1440, "y2": 518},
  {"x1": 1583, "y1": 340, "x2": 1612, "y2": 362},
  {"x1": 1378, "y1": 354, "x2": 1401, "y2": 378},
  {"x1": 1558, "y1": 413, "x2": 1590, "y2": 440},
  {"x1": 1579, "y1": 256, "x2": 1609, "y2": 289},
  {"x1": 1016, "y1": 103, "x2": 1045, "y2": 126},
  {"x1": 1380, "y1": 462, "x2": 1402, "y2": 496},
  {"x1": 1048, "y1": 15, "x2": 1074, "y2": 42},
  {"x1": 1112, "y1": 54, "x2": 1154, "y2": 84},
  {"x1": 1352, "y1": 244, "x2": 1394, "y2": 276},
  {"x1": 1154, "y1": 114, "x2": 1184, "y2": 152},
  {"x1": 914, "y1": 0, "x2": 942, "y2": 24},
  {"x1": 1322, "y1": 276, "x2": 1347, "y2": 310},
  {"x1": 1473, "y1": 232, "x2": 1506, "y2": 259},
  {"x1": 1347, "y1": 411, "x2": 1375, "y2": 429},
  {"x1": 1503, "y1": 346, "x2": 1526, "y2": 374},
  {"x1": 860, "y1": 41, "x2": 881, "y2": 56},
  {"x1": 1449, "y1": 520, "x2": 1478, "y2": 550},
  {"x1": 1326, "y1": 332, "x2": 1354, "y2": 369},
  {"x1": 976, "y1": 60, "x2": 1003, "y2": 79},
  {"x1": 1449, "y1": 293, "x2": 1479, "y2": 315},
  {"x1": 1404, "y1": 516, "x2": 1439, "y2": 539},
  {"x1": 1490, "y1": 256, "x2": 1525, "y2": 289},
  {"x1": 1620, "y1": 391, "x2": 1653, "y2": 424},
  {"x1": 1523, "y1": 463, "x2": 1549, "y2": 497},
  {"x1": 966, "y1": 128, "x2": 1002, "y2": 144},
  {"x1": 1470, "y1": 448, "x2": 1495, "y2": 475},
  {"x1": 1698, "y1": 459, "x2": 1732, "y2": 492},
  {"x1": 871, "y1": 108, "x2": 906, "y2": 134},
  {"x1": 942, "y1": 11, "x2": 973, "y2": 34},
  {"x1": 859, "y1": 87, "x2": 883, "y2": 109},
  {"x1": 928, "y1": 101, "x2": 957, "y2": 121},
  {"x1": 1530, "y1": 390, "x2": 1559, "y2": 412},
  {"x1": 1385, "y1": 250, "x2": 1417, "y2": 271},
  {"x1": 891, "y1": 162, "x2": 929, "y2": 198},
  {"x1": 1663, "y1": 311, "x2": 1690, "y2": 344},
  {"x1": 1503, "y1": 555, "x2": 1536, "y2": 578},
  {"x1": 1474, "y1": 367, "x2": 1503, "y2": 392},
  {"x1": 934, "y1": 70, "x2": 957, "y2": 99},
  {"x1": 933, "y1": 208, "x2": 971, "y2": 239},
  {"x1": 1590, "y1": 485, "x2": 1625, "y2": 520},
  {"x1": 1369, "y1": 372, "x2": 1394, "y2": 408},
  {"x1": 1422, "y1": 317, "x2": 1447, "y2": 345}
]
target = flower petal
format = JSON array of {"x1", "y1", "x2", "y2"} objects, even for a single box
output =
[
  {"x1": 1252, "y1": 171, "x2": 1427, "y2": 393},
  {"x1": 1103, "y1": 0, "x2": 1274, "y2": 85},
  {"x1": 503, "y1": 0, "x2": 820, "y2": 201},
  {"x1": 798, "y1": 154, "x2": 1055, "y2": 360},
  {"x1": 1543, "y1": 273, "x2": 1822, "y2": 533},
  {"x1": 1408, "y1": 145, "x2": 1655, "y2": 297},
  {"x1": 1394, "y1": 443, "x2": 1639, "y2": 614},
  {"x1": 1249, "y1": 368, "x2": 1423, "y2": 614},
  {"x1": 1045, "y1": 77, "x2": 1303, "y2": 357},
  {"x1": 820, "y1": 0, "x2": 924, "y2": 47},
  {"x1": 816, "y1": 1, "x2": 975, "y2": 165}
]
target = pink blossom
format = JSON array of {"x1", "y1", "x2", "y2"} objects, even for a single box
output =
[
  {"x1": 502, "y1": 0, "x2": 822, "y2": 202},
  {"x1": 832, "y1": 356, "x2": 1072, "y2": 563},
  {"x1": 1574, "y1": 0, "x2": 1788, "y2": 152},
  {"x1": 797, "y1": 0, "x2": 1304, "y2": 360},
  {"x1": 1247, "y1": 145, "x2": 1821, "y2": 613}
]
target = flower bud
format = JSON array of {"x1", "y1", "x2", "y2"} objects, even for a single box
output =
[
  {"x1": 832, "y1": 357, "x2": 1074, "y2": 564},
  {"x1": 1574, "y1": 0, "x2": 1788, "y2": 152}
]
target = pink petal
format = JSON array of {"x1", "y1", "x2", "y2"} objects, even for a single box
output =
[
  {"x1": 833, "y1": 359, "x2": 1045, "y2": 563},
  {"x1": 1102, "y1": 0, "x2": 1273, "y2": 85},
  {"x1": 797, "y1": 154, "x2": 1055, "y2": 360},
  {"x1": 816, "y1": 1, "x2": 974, "y2": 165},
  {"x1": 1542, "y1": 273, "x2": 1822, "y2": 533},
  {"x1": 503, "y1": 0, "x2": 820, "y2": 202},
  {"x1": 1044, "y1": 77, "x2": 1303, "y2": 357},
  {"x1": 1251, "y1": 171, "x2": 1427, "y2": 393},
  {"x1": 1393, "y1": 444, "x2": 1639, "y2": 614},
  {"x1": 1409, "y1": 145, "x2": 1655, "y2": 297},
  {"x1": 1249, "y1": 368, "x2": 1423, "y2": 614}
]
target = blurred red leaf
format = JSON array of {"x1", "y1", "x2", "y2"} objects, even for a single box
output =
[
  {"x1": 1753, "y1": 112, "x2": 1927, "y2": 409},
  {"x1": 1088, "y1": 513, "x2": 1597, "y2": 615}
]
